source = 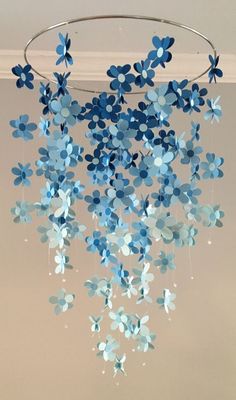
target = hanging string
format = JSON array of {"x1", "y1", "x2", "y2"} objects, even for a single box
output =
[{"x1": 188, "y1": 246, "x2": 194, "y2": 281}]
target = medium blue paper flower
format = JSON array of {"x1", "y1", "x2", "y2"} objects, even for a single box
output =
[
  {"x1": 148, "y1": 36, "x2": 175, "y2": 68},
  {"x1": 134, "y1": 59, "x2": 155, "y2": 88},
  {"x1": 71, "y1": 180, "x2": 85, "y2": 200},
  {"x1": 204, "y1": 97, "x2": 222, "y2": 123},
  {"x1": 107, "y1": 64, "x2": 135, "y2": 94},
  {"x1": 164, "y1": 176, "x2": 190, "y2": 205},
  {"x1": 12, "y1": 163, "x2": 33, "y2": 186},
  {"x1": 12, "y1": 64, "x2": 34, "y2": 89},
  {"x1": 151, "y1": 190, "x2": 171, "y2": 208},
  {"x1": 85, "y1": 190, "x2": 106, "y2": 213},
  {"x1": 130, "y1": 159, "x2": 153, "y2": 187},
  {"x1": 10, "y1": 115, "x2": 37, "y2": 141},
  {"x1": 200, "y1": 153, "x2": 224, "y2": 179},
  {"x1": 40, "y1": 182, "x2": 55, "y2": 205},
  {"x1": 208, "y1": 55, "x2": 223, "y2": 83},
  {"x1": 56, "y1": 33, "x2": 73, "y2": 67},
  {"x1": 180, "y1": 140, "x2": 202, "y2": 165},
  {"x1": 186, "y1": 184, "x2": 201, "y2": 205},
  {"x1": 106, "y1": 173, "x2": 134, "y2": 209},
  {"x1": 86, "y1": 231, "x2": 106, "y2": 254}
]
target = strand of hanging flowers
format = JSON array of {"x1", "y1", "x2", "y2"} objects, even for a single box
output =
[{"x1": 10, "y1": 32, "x2": 224, "y2": 376}]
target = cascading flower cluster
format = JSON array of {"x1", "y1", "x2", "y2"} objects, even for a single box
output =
[{"x1": 10, "y1": 33, "x2": 224, "y2": 376}]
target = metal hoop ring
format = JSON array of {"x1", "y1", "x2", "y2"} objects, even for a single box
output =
[{"x1": 24, "y1": 14, "x2": 217, "y2": 94}]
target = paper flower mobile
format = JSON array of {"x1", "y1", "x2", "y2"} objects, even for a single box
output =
[{"x1": 11, "y1": 21, "x2": 224, "y2": 376}]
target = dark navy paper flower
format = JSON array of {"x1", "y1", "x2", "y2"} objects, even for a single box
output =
[
  {"x1": 169, "y1": 79, "x2": 189, "y2": 109},
  {"x1": 39, "y1": 82, "x2": 52, "y2": 115},
  {"x1": 183, "y1": 84, "x2": 207, "y2": 114},
  {"x1": 12, "y1": 64, "x2": 34, "y2": 89},
  {"x1": 99, "y1": 92, "x2": 121, "y2": 122},
  {"x1": 53, "y1": 72, "x2": 70, "y2": 96},
  {"x1": 200, "y1": 153, "x2": 224, "y2": 179},
  {"x1": 107, "y1": 64, "x2": 135, "y2": 94},
  {"x1": 85, "y1": 97, "x2": 106, "y2": 130},
  {"x1": 134, "y1": 59, "x2": 155, "y2": 88},
  {"x1": 148, "y1": 36, "x2": 174, "y2": 68},
  {"x1": 208, "y1": 55, "x2": 223, "y2": 83},
  {"x1": 56, "y1": 33, "x2": 73, "y2": 67}
]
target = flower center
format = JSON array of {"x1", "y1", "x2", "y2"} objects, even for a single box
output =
[
  {"x1": 118, "y1": 74, "x2": 126, "y2": 83},
  {"x1": 158, "y1": 96, "x2": 166, "y2": 106},
  {"x1": 209, "y1": 163, "x2": 216, "y2": 171},
  {"x1": 106, "y1": 105, "x2": 112, "y2": 112},
  {"x1": 117, "y1": 132, "x2": 124, "y2": 140},
  {"x1": 140, "y1": 123, "x2": 147, "y2": 132},
  {"x1": 173, "y1": 188, "x2": 181, "y2": 196},
  {"x1": 142, "y1": 70, "x2": 148, "y2": 79},
  {"x1": 19, "y1": 123, "x2": 26, "y2": 131},
  {"x1": 140, "y1": 170, "x2": 148, "y2": 179},
  {"x1": 116, "y1": 190, "x2": 124, "y2": 198},
  {"x1": 61, "y1": 107, "x2": 70, "y2": 118},
  {"x1": 20, "y1": 73, "x2": 27, "y2": 81},
  {"x1": 157, "y1": 47, "x2": 164, "y2": 58},
  {"x1": 154, "y1": 157, "x2": 163, "y2": 167},
  {"x1": 187, "y1": 150, "x2": 194, "y2": 157}
]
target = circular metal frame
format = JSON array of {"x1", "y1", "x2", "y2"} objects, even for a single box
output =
[{"x1": 24, "y1": 14, "x2": 217, "y2": 94}]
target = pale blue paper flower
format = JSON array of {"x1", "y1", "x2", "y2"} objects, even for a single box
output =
[
  {"x1": 97, "y1": 335, "x2": 119, "y2": 361},
  {"x1": 114, "y1": 354, "x2": 126, "y2": 376},
  {"x1": 154, "y1": 251, "x2": 175, "y2": 273},
  {"x1": 204, "y1": 96, "x2": 222, "y2": 123},
  {"x1": 49, "y1": 288, "x2": 75, "y2": 315},
  {"x1": 89, "y1": 315, "x2": 103, "y2": 333},
  {"x1": 157, "y1": 289, "x2": 176, "y2": 313},
  {"x1": 11, "y1": 201, "x2": 35, "y2": 223},
  {"x1": 109, "y1": 307, "x2": 128, "y2": 333}
]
